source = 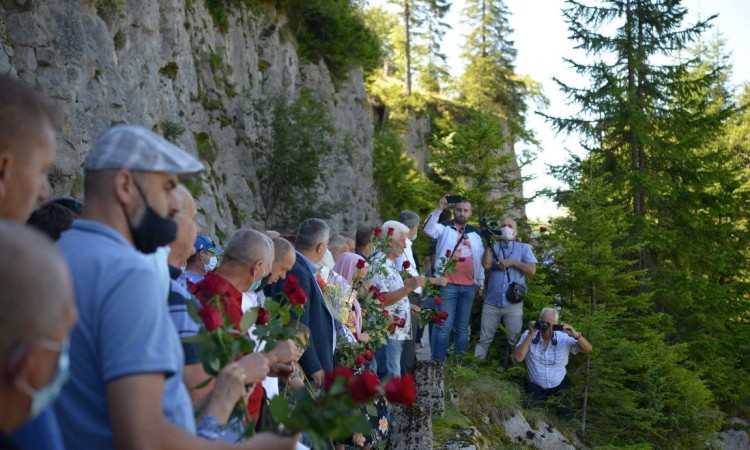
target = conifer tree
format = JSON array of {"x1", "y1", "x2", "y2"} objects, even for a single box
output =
[
  {"x1": 548, "y1": 0, "x2": 750, "y2": 423},
  {"x1": 549, "y1": 162, "x2": 718, "y2": 447},
  {"x1": 459, "y1": 0, "x2": 532, "y2": 139},
  {"x1": 415, "y1": 0, "x2": 452, "y2": 93},
  {"x1": 430, "y1": 108, "x2": 523, "y2": 218},
  {"x1": 388, "y1": 0, "x2": 427, "y2": 95}
]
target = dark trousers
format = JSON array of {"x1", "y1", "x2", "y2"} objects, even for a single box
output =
[
  {"x1": 524, "y1": 375, "x2": 573, "y2": 416},
  {"x1": 400, "y1": 293, "x2": 420, "y2": 375}
]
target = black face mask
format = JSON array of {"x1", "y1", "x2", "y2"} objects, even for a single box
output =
[
  {"x1": 124, "y1": 180, "x2": 178, "y2": 254},
  {"x1": 254, "y1": 273, "x2": 273, "y2": 293}
]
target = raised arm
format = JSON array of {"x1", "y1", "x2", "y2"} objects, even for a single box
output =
[{"x1": 422, "y1": 197, "x2": 449, "y2": 239}]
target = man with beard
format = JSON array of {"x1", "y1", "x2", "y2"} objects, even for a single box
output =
[
  {"x1": 55, "y1": 125, "x2": 296, "y2": 450},
  {"x1": 423, "y1": 196, "x2": 485, "y2": 362}
]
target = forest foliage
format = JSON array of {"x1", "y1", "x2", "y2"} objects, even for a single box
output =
[{"x1": 365, "y1": 0, "x2": 750, "y2": 447}]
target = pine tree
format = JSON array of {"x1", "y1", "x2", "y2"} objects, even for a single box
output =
[
  {"x1": 459, "y1": 0, "x2": 533, "y2": 139},
  {"x1": 388, "y1": 0, "x2": 428, "y2": 95},
  {"x1": 549, "y1": 163, "x2": 718, "y2": 447},
  {"x1": 429, "y1": 108, "x2": 523, "y2": 218},
  {"x1": 415, "y1": 0, "x2": 452, "y2": 93},
  {"x1": 548, "y1": 0, "x2": 750, "y2": 425}
]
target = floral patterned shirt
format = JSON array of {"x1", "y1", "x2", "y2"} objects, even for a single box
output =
[{"x1": 371, "y1": 252, "x2": 411, "y2": 340}]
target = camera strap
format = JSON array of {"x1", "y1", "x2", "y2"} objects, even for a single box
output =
[
  {"x1": 499, "y1": 242, "x2": 513, "y2": 283},
  {"x1": 449, "y1": 227, "x2": 465, "y2": 260}
]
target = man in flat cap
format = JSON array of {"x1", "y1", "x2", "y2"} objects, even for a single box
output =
[{"x1": 55, "y1": 125, "x2": 297, "y2": 450}]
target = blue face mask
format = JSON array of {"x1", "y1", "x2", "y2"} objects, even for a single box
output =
[
  {"x1": 249, "y1": 277, "x2": 263, "y2": 293},
  {"x1": 249, "y1": 262, "x2": 269, "y2": 293},
  {"x1": 20, "y1": 338, "x2": 70, "y2": 420}
]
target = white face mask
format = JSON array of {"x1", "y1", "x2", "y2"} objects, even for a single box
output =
[
  {"x1": 500, "y1": 226, "x2": 515, "y2": 241},
  {"x1": 20, "y1": 338, "x2": 70, "y2": 420},
  {"x1": 204, "y1": 255, "x2": 218, "y2": 272}
]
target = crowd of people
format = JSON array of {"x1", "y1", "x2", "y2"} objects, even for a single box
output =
[{"x1": 0, "y1": 74, "x2": 592, "y2": 450}]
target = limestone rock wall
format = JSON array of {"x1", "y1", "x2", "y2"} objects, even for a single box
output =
[{"x1": 0, "y1": 0, "x2": 379, "y2": 238}]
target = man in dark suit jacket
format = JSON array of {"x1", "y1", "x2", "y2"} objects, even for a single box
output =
[{"x1": 269, "y1": 218, "x2": 333, "y2": 389}]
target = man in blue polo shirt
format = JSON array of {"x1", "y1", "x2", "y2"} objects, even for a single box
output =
[
  {"x1": 55, "y1": 125, "x2": 297, "y2": 450},
  {"x1": 474, "y1": 218, "x2": 537, "y2": 362}
]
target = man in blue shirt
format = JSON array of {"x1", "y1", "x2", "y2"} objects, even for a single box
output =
[
  {"x1": 55, "y1": 125, "x2": 296, "y2": 450},
  {"x1": 474, "y1": 218, "x2": 538, "y2": 362}
]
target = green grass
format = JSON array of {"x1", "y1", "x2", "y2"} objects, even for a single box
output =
[{"x1": 192, "y1": 131, "x2": 216, "y2": 164}]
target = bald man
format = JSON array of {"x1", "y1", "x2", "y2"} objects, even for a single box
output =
[
  {"x1": 0, "y1": 75, "x2": 57, "y2": 222},
  {"x1": 0, "y1": 222, "x2": 77, "y2": 445},
  {"x1": 208, "y1": 229, "x2": 302, "y2": 439},
  {"x1": 267, "y1": 237, "x2": 296, "y2": 287}
]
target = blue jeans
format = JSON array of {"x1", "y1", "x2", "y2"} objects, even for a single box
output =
[
  {"x1": 431, "y1": 283, "x2": 477, "y2": 362},
  {"x1": 385, "y1": 338, "x2": 405, "y2": 379}
]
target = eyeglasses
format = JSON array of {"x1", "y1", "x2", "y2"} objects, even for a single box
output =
[{"x1": 540, "y1": 345, "x2": 557, "y2": 366}]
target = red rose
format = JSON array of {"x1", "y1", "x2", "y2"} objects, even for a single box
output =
[
  {"x1": 374, "y1": 228, "x2": 382, "y2": 238},
  {"x1": 382, "y1": 310, "x2": 389, "y2": 317},
  {"x1": 385, "y1": 374, "x2": 416, "y2": 405},
  {"x1": 287, "y1": 288, "x2": 307, "y2": 306},
  {"x1": 458, "y1": 257, "x2": 466, "y2": 262},
  {"x1": 368, "y1": 285, "x2": 386, "y2": 305},
  {"x1": 387, "y1": 227, "x2": 394, "y2": 236},
  {"x1": 364, "y1": 349, "x2": 374, "y2": 361},
  {"x1": 282, "y1": 276, "x2": 307, "y2": 306},
  {"x1": 356, "y1": 259, "x2": 366, "y2": 269},
  {"x1": 198, "y1": 304, "x2": 222, "y2": 331},
  {"x1": 432, "y1": 316, "x2": 441, "y2": 324},
  {"x1": 324, "y1": 367, "x2": 354, "y2": 391},
  {"x1": 281, "y1": 274, "x2": 300, "y2": 294},
  {"x1": 347, "y1": 370, "x2": 380, "y2": 403},
  {"x1": 439, "y1": 311, "x2": 449, "y2": 319},
  {"x1": 434, "y1": 296, "x2": 442, "y2": 305},
  {"x1": 255, "y1": 306, "x2": 270, "y2": 325},
  {"x1": 355, "y1": 354, "x2": 366, "y2": 366},
  {"x1": 402, "y1": 260, "x2": 411, "y2": 270},
  {"x1": 445, "y1": 249, "x2": 451, "y2": 257},
  {"x1": 398, "y1": 318, "x2": 406, "y2": 328}
]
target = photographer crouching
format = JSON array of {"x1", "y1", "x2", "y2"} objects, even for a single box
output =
[
  {"x1": 514, "y1": 307, "x2": 592, "y2": 415},
  {"x1": 474, "y1": 218, "x2": 537, "y2": 364}
]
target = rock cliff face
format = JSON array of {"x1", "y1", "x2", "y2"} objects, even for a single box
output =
[{"x1": 0, "y1": 0, "x2": 379, "y2": 237}]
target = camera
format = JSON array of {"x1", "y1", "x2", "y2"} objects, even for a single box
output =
[
  {"x1": 479, "y1": 217, "x2": 503, "y2": 240},
  {"x1": 534, "y1": 321, "x2": 564, "y2": 332}
]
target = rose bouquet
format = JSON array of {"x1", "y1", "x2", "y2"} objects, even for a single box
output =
[
  {"x1": 416, "y1": 307, "x2": 449, "y2": 327},
  {"x1": 270, "y1": 368, "x2": 416, "y2": 449},
  {"x1": 186, "y1": 273, "x2": 309, "y2": 437},
  {"x1": 423, "y1": 249, "x2": 460, "y2": 298}
]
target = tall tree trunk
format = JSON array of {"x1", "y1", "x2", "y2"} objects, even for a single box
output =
[{"x1": 404, "y1": 0, "x2": 412, "y2": 95}]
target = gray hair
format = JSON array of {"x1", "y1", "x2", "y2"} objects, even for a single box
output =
[
  {"x1": 295, "y1": 218, "x2": 330, "y2": 251},
  {"x1": 328, "y1": 234, "x2": 349, "y2": 252},
  {"x1": 381, "y1": 220, "x2": 411, "y2": 239},
  {"x1": 222, "y1": 228, "x2": 273, "y2": 268},
  {"x1": 399, "y1": 210, "x2": 420, "y2": 228},
  {"x1": 0, "y1": 221, "x2": 71, "y2": 364},
  {"x1": 272, "y1": 237, "x2": 295, "y2": 262},
  {"x1": 539, "y1": 307, "x2": 559, "y2": 322}
]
